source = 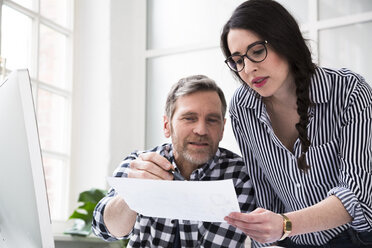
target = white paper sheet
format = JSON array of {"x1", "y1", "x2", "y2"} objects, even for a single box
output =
[{"x1": 107, "y1": 177, "x2": 241, "y2": 222}]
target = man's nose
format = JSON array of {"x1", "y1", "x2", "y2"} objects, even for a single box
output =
[{"x1": 193, "y1": 121, "x2": 208, "y2": 136}]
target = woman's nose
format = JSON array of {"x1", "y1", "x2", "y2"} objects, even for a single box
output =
[{"x1": 243, "y1": 56, "x2": 258, "y2": 74}]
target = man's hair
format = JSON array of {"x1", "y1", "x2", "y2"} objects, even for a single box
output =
[
  {"x1": 220, "y1": 0, "x2": 316, "y2": 172},
  {"x1": 165, "y1": 75, "x2": 227, "y2": 120}
]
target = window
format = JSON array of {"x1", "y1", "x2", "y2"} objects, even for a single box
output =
[
  {"x1": 0, "y1": 0, "x2": 73, "y2": 220},
  {"x1": 317, "y1": 0, "x2": 372, "y2": 82}
]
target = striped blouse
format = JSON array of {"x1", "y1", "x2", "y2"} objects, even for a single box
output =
[{"x1": 229, "y1": 67, "x2": 372, "y2": 247}]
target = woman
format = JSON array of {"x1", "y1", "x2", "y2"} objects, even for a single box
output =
[{"x1": 220, "y1": 0, "x2": 372, "y2": 247}]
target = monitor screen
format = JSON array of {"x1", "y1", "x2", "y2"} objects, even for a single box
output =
[{"x1": 0, "y1": 70, "x2": 55, "y2": 248}]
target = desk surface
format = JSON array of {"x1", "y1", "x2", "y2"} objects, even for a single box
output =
[{"x1": 54, "y1": 234, "x2": 122, "y2": 248}]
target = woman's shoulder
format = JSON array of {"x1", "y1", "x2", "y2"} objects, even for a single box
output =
[
  {"x1": 317, "y1": 67, "x2": 369, "y2": 87},
  {"x1": 327, "y1": 67, "x2": 371, "y2": 95},
  {"x1": 313, "y1": 67, "x2": 372, "y2": 111},
  {"x1": 312, "y1": 67, "x2": 371, "y2": 100}
]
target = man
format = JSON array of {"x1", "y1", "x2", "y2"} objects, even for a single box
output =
[{"x1": 92, "y1": 75, "x2": 255, "y2": 247}]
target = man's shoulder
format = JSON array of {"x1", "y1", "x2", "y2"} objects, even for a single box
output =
[
  {"x1": 206, "y1": 147, "x2": 248, "y2": 182},
  {"x1": 215, "y1": 147, "x2": 244, "y2": 165},
  {"x1": 217, "y1": 147, "x2": 242, "y2": 158}
]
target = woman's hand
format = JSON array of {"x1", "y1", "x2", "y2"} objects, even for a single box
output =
[{"x1": 225, "y1": 208, "x2": 284, "y2": 244}]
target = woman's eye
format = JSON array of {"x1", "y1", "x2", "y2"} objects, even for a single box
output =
[
  {"x1": 253, "y1": 48, "x2": 264, "y2": 55},
  {"x1": 235, "y1": 57, "x2": 244, "y2": 65}
]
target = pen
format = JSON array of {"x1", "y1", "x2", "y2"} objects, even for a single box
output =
[{"x1": 168, "y1": 169, "x2": 185, "y2": 181}]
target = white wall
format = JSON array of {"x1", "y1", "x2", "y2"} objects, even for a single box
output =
[
  {"x1": 69, "y1": 0, "x2": 146, "y2": 216},
  {"x1": 70, "y1": 0, "x2": 111, "y2": 213},
  {"x1": 108, "y1": 0, "x2": 146, "y2": 174}
]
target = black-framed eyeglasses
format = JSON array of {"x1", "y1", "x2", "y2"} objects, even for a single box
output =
[{"x1": 224, "y1": 40, "x2": 268, "y2": 72}]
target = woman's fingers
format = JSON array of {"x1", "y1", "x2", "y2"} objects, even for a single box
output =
[{"x1": 225, "y1": 209, "x2": 283, "y2": 243}]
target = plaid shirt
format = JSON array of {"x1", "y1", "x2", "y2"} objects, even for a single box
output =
[{"x1": 92, "y1": 143, "x2": 255, "y2": 247}]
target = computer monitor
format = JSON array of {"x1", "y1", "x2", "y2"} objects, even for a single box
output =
[{"x1": 0, "y1": 69, "x2": 55, "y2": 248}]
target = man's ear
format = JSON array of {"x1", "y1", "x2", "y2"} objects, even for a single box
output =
[{"x1": 163, "y1": 115, "x2": 171, "y2": 138}]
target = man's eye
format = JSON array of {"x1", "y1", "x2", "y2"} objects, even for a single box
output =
[{"x1": 208, "y1": 118, "x2": 219, "y2": 123}]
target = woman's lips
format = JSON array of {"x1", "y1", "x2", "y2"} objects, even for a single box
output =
[{"x1": 252, "y1": 77, "x2": 268, "y2": 88}]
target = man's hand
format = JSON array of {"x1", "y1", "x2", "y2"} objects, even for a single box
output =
[
  {"x1": 128, "y1": 152, "x2": 174, "y2": 180},
  {"x1": 103, "y1": 152, "x2": 179, "y2": 238},
  {"x1": 104, "y1": 195, "x2": 137, "y2": 237}
]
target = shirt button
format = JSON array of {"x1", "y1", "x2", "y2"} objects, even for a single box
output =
[{"x1": 296, "y1": 183, "x2": 301, "y2": 188}]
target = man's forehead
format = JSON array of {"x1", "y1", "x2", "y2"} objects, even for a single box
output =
[
  {"x1": 174, "y1": 92, "x2": 223, "y2": 116},
  {"x1": 177, "y1": 91, "x2": 220, "y2": 103}
]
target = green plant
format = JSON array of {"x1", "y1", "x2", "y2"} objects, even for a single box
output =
[
  {"x1": 64, "y1": 188, "x2": 128, "y2": 247},
  {"x1": 65, "y1": 188, "x2": 107, "y2": 236}
]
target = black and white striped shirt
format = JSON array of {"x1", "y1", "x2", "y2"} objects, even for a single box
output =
[
  {"x1": 92, "y1": 143, "x2": 256, "y2": 247},
  {"x1": 229, "y1": 67, "x2": 372, "y2": 247}
]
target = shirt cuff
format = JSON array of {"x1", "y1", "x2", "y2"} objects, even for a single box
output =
[
  {"x1": 328, "y1": 186, "x2": 370, "y2": 231},
  {"x1": 93, "y1": 194, "x2": 133, "y2": 241}
]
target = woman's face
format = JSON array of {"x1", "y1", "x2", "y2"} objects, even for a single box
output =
[{"x1": 227, "y1": 28, "x2": 294, "y2": 99}]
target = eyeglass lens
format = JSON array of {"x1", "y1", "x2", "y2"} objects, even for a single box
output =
[{"x1": 226, "y1": 42, "x2": 267, "y2": 72}]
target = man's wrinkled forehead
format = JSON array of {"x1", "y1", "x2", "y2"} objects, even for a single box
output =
[{"x1": 171, "y1": 91, "x2": 223, "y2": 119}]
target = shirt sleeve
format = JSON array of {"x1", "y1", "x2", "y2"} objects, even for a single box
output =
[
  {"x1": 92, "y1": 152, "x2": 140, "y2": 241},
  {"x1": 328, "y1": 78, "x2": 372, "y2": 231}
]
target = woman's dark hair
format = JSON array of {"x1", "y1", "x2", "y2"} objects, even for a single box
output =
[{"x1": 221, "y1": 0, "x2": 315, "y2": 172}]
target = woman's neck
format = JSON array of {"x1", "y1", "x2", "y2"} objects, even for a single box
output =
[{"x1": 264, "y1": 85, "x2": 297, "y2": 111}]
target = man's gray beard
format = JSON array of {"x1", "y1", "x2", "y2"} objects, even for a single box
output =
[{"x1": 181, "y1": 149, "x2": 212, "y2": 166}]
